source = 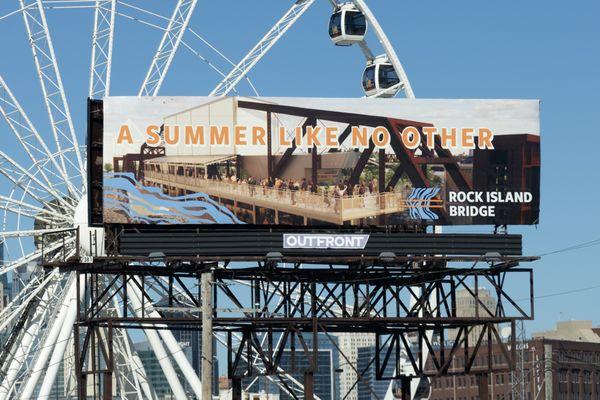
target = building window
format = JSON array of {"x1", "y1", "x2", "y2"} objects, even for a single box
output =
[
  {"x1": 572, "y1": 370, "x2": 580, "y2": 384},
  {"x1": 559, "y1": 369, "x2": 568, "y2": 383}
]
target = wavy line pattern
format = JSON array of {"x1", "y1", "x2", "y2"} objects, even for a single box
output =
[
  {"x1": 407, "y1": 187, "x2": 441, "y2": 220},
  {"x1": 103, "y1": 172, "x2": 242, "y2": 224}
]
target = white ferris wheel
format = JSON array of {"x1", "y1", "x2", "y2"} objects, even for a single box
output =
[{"x1": 0, "y1": 1, "x2": 419, "y2": 399}]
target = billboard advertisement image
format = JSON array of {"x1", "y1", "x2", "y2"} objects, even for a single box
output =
[{"x1": 98, "y1": 97, "x2": 540, "y2": 226}]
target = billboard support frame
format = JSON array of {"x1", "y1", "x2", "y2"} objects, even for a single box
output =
[{"x1": 63, "y1": 253, "x2": 534, "y2": 399}]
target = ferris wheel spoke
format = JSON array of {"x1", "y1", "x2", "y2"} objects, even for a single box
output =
[
  {"x1": 89, "y1": 0, "x2": 116, "y2": 98},
  {"x1": 0, "y1": 270, "x2": 58, "y2": 332},
  {"x1": 0, "y1": 197, "x2": 72, "y2": 224},
  {"x1": 179, "y1": 41, "x2": 239, "y2": 94},
  {"x1": 138, "y1": 0, "x2": 198, "y2": 96},
  {"x1": 0, "y1": 151, "x2": 76, "y2": 212},
  {"x1": 0, "y1": 236, "x2": 75, "y2": 277},
  {"x1": 0, "y1": 227, "x2": 74, "y2": 238},
  {"x1": 0, "y1": 185, "x2": 60, "y2": 222},
  {"x1": 19, "y1": 0, "x2": 86, "y2": 188},
  {"x1": 0, "y1": 75, "x2": 80, "y2": 197},
  {"x1": 116, "y1": 1, "x2": 259, "y2": 97},
  {"x1": 187, "y1": 28, "x2": 260, "y2": 96},
  {"x1": 210, "y1": 0, "x2": 315, "y2": 97}
]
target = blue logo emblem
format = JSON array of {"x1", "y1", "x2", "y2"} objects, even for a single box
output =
[{"x1": 407, "y1": 187, "x2": 441, "y2": 220}]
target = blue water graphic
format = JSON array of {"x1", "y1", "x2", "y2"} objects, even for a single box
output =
[{"x1": 104, "y1": 172, "x2": 242, "y2": 224}]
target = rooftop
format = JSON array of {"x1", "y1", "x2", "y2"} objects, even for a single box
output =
[{"x1": 532, "y1": 320, "x2": 600, "y2": 343}]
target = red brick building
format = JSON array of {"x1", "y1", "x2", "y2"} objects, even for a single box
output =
[{"x1": 427, "y1": 321, "x2": 600, "y2": 400}]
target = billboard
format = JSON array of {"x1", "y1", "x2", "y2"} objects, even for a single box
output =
[{"x1": 95, "y1": 97, "x2": 540, "y2": 227}]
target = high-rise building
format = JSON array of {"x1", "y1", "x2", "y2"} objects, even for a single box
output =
[
  {"x1": 334, "y1": 332, "x2": 375, "y2": 400},
  {"x1": 241, "y1": 333, "x2": 339, "y2": 400},
  {"x1": 447, "y1": 287, "x2": 497, "y2": 344},
  {"x1": 135, "y1": 340, "x2": 173, "y2": 398},
  {"x1": 356, "y1": 345, "x2": 398, "y2": 400},
  {"x1": 277, "y1": 347, "x2": 336, "y2": 400}
]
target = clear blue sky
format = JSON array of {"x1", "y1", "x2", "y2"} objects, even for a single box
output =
[{"x1": 0, "y1": 0, "x2": 599, "y2": 334}]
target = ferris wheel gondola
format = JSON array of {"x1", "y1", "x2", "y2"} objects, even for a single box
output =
[
  {"x1": 362, "y1": 55, "x2": 401, "y2": 97},
  {"x1": 328, "y1": 3, "x2": 367, "y2": 45}
]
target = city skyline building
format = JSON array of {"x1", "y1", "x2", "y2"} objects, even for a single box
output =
[{"x1": 334, "y1": 332, "x2": 376, "y2": 400}]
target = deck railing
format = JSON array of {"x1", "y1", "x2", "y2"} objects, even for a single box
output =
[{"x1": 144, "y1": 171, "x2": 415, "y2": 218}]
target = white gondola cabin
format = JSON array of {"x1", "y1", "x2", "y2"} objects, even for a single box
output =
[
  {"x1": 362, "y1": 56, "x2": 401, "y2": 97},
  {"x1": 328, "y1": 3, "x2": 367, "y2": 45}
]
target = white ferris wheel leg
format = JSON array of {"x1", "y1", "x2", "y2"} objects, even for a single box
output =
[
  {"x1": 127, "y1": 286, "x2": 188, "y2": 400},
  {"x1": 138, "y1": 0, "x2": 198, "y2": 96},
  {"x1": 18, "y1": 273, "x2": 78, "y2": 400},
  {"x1": 129, "y1": 280, "x2": 204, "y2": 399},
  {"x1": 109, "y1": 290, "x2": 155, "y2": 399},
  {"x1": 0, "y1": 276, "x2": 60, "y2": 400},
  {"x1": 19, "y1": 0, "x2": 86, "y2": 190},
  {"x1": 34, "y1": 275, "x2": 82, "y2": 399}
]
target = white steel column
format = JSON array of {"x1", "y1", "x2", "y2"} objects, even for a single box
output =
[
  {"x1": 37, "y1": 276, "x2": 85, "y2": 399},
  {"x1": 0, "y1": 277, "x2": 59, "y2": 400},
  {"x1": 18, "y1": 274, "x2": 77, "y2": 400},
  {"x1": 128, "y1": 284, "x2": 190, "y2": 400},
  {"x1": 130, "y1": 281, "x2": 204, "y2": 399}
]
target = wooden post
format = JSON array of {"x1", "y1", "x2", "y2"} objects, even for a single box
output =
[
  {"x1": 478, "y1": 373, "x2": 489, "y2": 399},
  {"x1": 236, "y1": 154, "x2": 242, "y2": 180},
  {"x1": 311, "y1": 144, "x2": 318, "y2": 191},
  {"x1": 379, "y1": 148, "x2": 386, "y2": 224},
  {"x1": 267, "y1": 111, "x2": 273, "y2": 182},
  {"x1": 378, "y1": 148, "x2": 386, "y2": 192}
]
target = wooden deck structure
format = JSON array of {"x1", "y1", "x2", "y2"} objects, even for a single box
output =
[{"x1": 143, "y1": 170, "x2": 411, "y2": 225}]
